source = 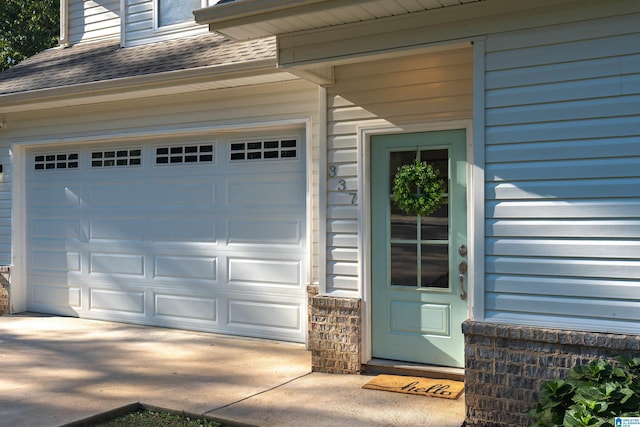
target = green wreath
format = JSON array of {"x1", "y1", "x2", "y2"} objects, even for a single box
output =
[{"x1": 392, "y1": 160, "x2": 445, "y2": 216}]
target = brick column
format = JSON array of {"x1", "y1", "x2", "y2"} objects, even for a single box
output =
[{"x1": 308, "y1": 288, "x2": 362, "y2": 374}]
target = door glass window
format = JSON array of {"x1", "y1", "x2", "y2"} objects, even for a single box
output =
[
  {"x1": 388, "y1": 149, "x2": 449, "y2": 288},
  {"x1": 421, "y1": 243, "x2": 449, "y2": 287},
  {"x1": 390, "y1": 243, "x2": 418, "y2": 286}
]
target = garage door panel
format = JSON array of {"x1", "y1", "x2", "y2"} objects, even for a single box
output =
[
  {"x1": 226, "y1": 173, "x2": 306, "y2": 210},
  {"x1": 89, "y1": 288, "x2": 145, "y2": 314},
  {"x1": 32, "y1": 217, "x2": 82, "y2": 239},
  {"x1": 227, "y1": 257, "x2": 301, "y2": 287},
  {"x1": 227, "y1": 298, "x2": 302, "y2": 332},
  {"x1": 152, "y1": 217, "x2": 218, "y2": 242},
  {"x1": 152, "y1": 180, "x2": 217, "y2": 208},
  {"x1": 89, "y1": 182, "x2": 146, "y2": 209},
  {"x1": 154, "y1": 255, "x2": 218, "y2": 281},
  {"x1": 89, "y1": 252, "x2": 145, "y2": 276},
  {"x1": 30, "y1": 183, "x2": 82, "y2": 209},
  {"x1": 228, "y1": 216, "x2": 303, "y2": 246},
  {"x1": 32, "y1": 283, "x2": 82, "y2": 308},
  {"x1": 155, "y1": 293, "x2": 217, "y2": 322},
  {"x1": 90, "y1": 218, "x2": 145, "y2": 241},
  {"x1": 32, "y1": 249, "x2": 81, "y2": 273}
]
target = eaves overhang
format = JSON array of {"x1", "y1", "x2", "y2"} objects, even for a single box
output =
[
  {"x1": 194, "y1": 0, "x2": 483, "y2": 41},
  {"x1": 195, "y1": 0, "x2": 640, "y2": 79},
  {"x1": 0, "y1": 58, "x2": 298, "y2": 114}
]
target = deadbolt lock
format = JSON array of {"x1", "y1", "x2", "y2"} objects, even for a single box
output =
[
  {"x1": 459, "y1": 260, "x2": 467, "y2": 274},
  {"x1": 459, "y1": 244, "x2": 467, "y2": 257}
]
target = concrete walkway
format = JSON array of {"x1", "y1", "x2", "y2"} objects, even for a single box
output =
[{"x1": 0, "y1": 314, "x2": 465, "y2": 427}]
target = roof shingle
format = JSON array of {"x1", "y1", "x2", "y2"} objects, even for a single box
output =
[{"x1": 0, "y1": 33, "x2": 276, "y2": 96}]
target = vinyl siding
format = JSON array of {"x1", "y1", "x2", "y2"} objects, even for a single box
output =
[
  {"x1": 483, "y1": 13, "x2": 640, "y2": 333},
  {"x1": 69, "y1": 0, "x2": 121, "y2": 45},
  {"x1": 0, "y1": 150, "x2": 10, "y2": 263},
  {"x1": 325, "y1": 48, "x2": 474, "y2": 294},
  {"x1": 1, "y1": 80, "x2": 320, "y2": 281}
]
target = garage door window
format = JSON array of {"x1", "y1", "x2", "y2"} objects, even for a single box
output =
[
  {"x1": 229, "y1": 139, "x2": 297, "y2": 161},
  {"x1": 155, "y1": 144, "x2": 214, "y2": 165},
  {"x1": 34, "y1": 153, "x2": 79, "y2": 171},
  {"x1": 91, "y1": 149, "x2": 142, "y2": 168}
]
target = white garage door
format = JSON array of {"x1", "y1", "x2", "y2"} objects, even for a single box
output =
[{"x1": 25, "y1": 130, "x2": 307, "y2": 342}]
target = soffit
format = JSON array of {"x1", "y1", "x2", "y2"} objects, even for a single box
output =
[{"x1": 195, "y1": 0, "x2": 483, "y2": 40}]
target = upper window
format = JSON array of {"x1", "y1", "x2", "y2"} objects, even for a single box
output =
[{"x1": 157, "y1": 0, "x2": 203, "y2": 28}]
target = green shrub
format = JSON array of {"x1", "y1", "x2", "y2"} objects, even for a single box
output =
[{"x1": 527, "y1": 355, "x2": 640, "y2": 427}]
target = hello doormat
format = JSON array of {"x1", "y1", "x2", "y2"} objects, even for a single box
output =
[{"x1": 362, "y1": 374, "x2": 464, "y2": 399}]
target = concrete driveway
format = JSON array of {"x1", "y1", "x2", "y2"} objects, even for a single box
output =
[{"x1": 0, "y1": 314, "x2": 465, "y2": 426}]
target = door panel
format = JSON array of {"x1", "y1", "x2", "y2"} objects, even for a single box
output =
[{"x1": 371, "y1": 129, "x2": 467, "y2": 367}]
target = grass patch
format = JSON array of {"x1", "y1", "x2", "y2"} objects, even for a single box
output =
[
  {"x1": 94, "y1": 408, "x2": 222, "y2": 427},
  {"x1": 62, "y1": 403, "x2": 248, "y2": 427}
]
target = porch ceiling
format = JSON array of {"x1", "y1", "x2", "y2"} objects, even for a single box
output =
[{"x1": 194, "y1": 0, "x2": 483, "y2": 41}]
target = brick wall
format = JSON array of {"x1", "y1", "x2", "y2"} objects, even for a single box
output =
[
  {"x1": 308, "y1": 285, "x2": 362, "y2": 374},
  {"x1": 0, "y1": 266, "x2": 10, "y2": 315},
  {"x1": 462, "y1": 320, "x2": 640, "y2": 427}
]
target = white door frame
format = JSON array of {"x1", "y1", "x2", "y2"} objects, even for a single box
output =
[{"x1": 357, "y1": 119, "x2": 480, "y2": 364}]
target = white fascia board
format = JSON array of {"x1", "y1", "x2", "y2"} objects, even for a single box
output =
[
  {"x1": 195, "y1": 0, "x2": 371, "y2": 39},
  {"x1": 195, "y1": 0, "x2": 329, "y2": 23},
  {"x1": 195, "y1": 0, "x2": 371, "y2": 26},
  {"x1": 0, "y1": 58, "x2": 280, "y2": 114}
]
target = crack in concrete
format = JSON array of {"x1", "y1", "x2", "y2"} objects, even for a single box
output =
[{"x1": 202, "y1": 371, "x2": 313, "y2": 415}]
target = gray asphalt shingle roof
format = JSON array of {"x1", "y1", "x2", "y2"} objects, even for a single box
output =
[{"x1": 0, "y1": 32, "x2": 276, "y2": 96}]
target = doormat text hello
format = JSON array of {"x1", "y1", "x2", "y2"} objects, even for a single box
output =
[{"x1": 362, "y1": 374, "x2": 464, "y2": 399}]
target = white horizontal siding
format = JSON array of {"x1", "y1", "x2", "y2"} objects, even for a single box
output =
[
  {"x1": 69, "y1": 0, "x2": 120, "y2": 45},
  {"x1": 483, "y1": 13, "x2": 640, "y2": 333},
  {"x1": 325, "y1": 48, "x2": 473, "y2": 294},
  {"x1": 488, "y1": 239, "x2": 640, "y2": 259},
  {"x1": 489, "y1": 177, "x2": 640, "y2": 200},
  {"x1": 0, "y1": 154, "x2": 10, "y2": 264}
]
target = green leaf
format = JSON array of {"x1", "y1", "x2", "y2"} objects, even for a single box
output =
[
  {"x1": 528, "y1": 357, "x2": 640, "y2": 427},
  {"x1": 392, "y1": 160, "x2": 445, "y2": 217},
  {"x1": 0, "y1": 0, "x2": 59, "y2": 71}
]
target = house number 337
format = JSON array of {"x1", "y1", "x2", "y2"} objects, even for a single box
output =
[{"x1": 329, "y1": 166, "x2": 357, "y2": 204}]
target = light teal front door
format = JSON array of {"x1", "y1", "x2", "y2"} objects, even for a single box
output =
[{"x1": 371, "y1": 129, "x2": 468, "y2": 368}]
